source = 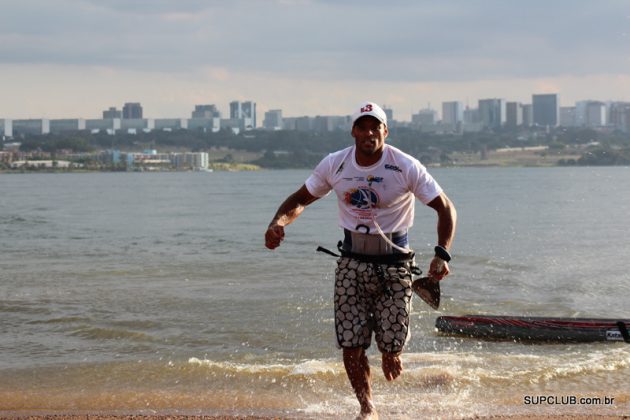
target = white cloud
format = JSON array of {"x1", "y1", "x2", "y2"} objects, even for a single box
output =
[{"x1": 1, "y1": 0, "x2": 629, "y2": 119}]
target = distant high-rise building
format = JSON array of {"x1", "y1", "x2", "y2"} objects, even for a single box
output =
[
  {"x1": 478, "y1": 98, "x2": 506, "y2": 129},
  {"x1": 559, "y1": 107, "x2": 577, "y2": 127},
  {"x1": 609, "y1": 102, "x2": 630, "y2": 132},
  {"x1": 229, "y1": 101, "x2": 242, "y2": 120},
  {"x1": 263, "y1": 109, "x2": 283, "y2": 130},
  {"x1": 241, "y1": 101, "x2": 256, "y2": 128},
  {"x1": 383, "y1": 106, "x2": 394, "y2": 124},
  {"x1": 191, "y1": 104, "x2": 220, "y2": 119},
  {"x1": 584, "y1": 101, "x2": 606, "y2": 127},
  {"x1": 505, "y1": 102, "x2": 523, "y2": 128},
  {"x1": 532, "y1": 94, "x2": 559, "y2": 127},
  {"x1": 522, "y1": 104, "x2": 533, "y2": 127},
  {"x1": 1, "y1": 119, "x2": 13, "y2": 137},
  {"x1": 229, "y1": 100, "x2": 256, "y2": 129},
  {"x1": 463, "y1": 107, "x2": 480, "y2": 124},
  {"x1": 411, "y1": 109, "x2": 437, "y2": 126},
  {"x1": 122, "y1": 102, "x2": 143, "y2": 119},
  {"x1": 442, "y1": 101, "x2": 463, "y2": 125},
  {"x1": 283, "y1": 116, "x2": 314, "y2": 131},
  {"x1": 103, "y1": 107, "x2": 122, "y2": 119}
]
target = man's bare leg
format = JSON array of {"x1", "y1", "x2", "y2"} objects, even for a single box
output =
[
  {"x1": 382, "y1": 352, "x2": 403, "y2": 381},
  {"x1": 343, "y1": 347, "x2": 378, "y2": 419}
]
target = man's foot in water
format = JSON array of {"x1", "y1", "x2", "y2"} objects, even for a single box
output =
[
  {"x1": 356, "y1": 402, "x2": 379, "y2": 420},
  {"x1": 382, "y1": 352, "x2": 403, "y2": 381}
]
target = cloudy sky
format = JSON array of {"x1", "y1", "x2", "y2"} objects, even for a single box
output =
[{"x1": 1, "y1": 0, "x2": 629, "y2": 122}]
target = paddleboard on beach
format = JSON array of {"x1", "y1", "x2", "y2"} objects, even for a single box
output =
[{"x1": 435, "y1": 315, "x2": 630, "y2": 343}]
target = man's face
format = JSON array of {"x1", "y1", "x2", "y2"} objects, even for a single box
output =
[{"x1": 351, "y1": 116, "x2": 388, "y2": 157}]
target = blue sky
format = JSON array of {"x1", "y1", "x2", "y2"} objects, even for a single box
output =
[{"x1": 1, "y1": 0, "x2": 629, "y2": 121}]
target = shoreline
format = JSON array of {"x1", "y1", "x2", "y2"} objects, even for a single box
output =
[
  {"x1": 3, "y1": 162, "x2": 630, "y2": 175},
  {"x1": 1, "y1": 413, "x2": 628, "y2": 420}
]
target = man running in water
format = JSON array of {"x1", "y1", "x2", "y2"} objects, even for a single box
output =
[{"x1": 265, "y1": 101, "x2": 457, "y2": 419}]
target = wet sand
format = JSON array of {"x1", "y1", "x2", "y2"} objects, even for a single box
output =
[{"x1": 0, "y1": 414, "x2": 628, "y2": 420}]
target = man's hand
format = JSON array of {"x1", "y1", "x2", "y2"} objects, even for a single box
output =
[
  {"x1": 428, "y1": 256, "x2": 450, "y2": 280},
  {"x1": 264, "y1": 185, "x2": 319, "y2": 250},
  {"x1": 265, "y1": 223, "x2": 285, "y2": 250}
]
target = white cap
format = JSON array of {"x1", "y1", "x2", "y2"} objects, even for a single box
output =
[{"x1": 351, "y1": 101, "x2": 387, "y2": 127}]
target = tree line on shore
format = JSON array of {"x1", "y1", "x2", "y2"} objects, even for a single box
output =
[{"x1": 5, "y1": 125, "x2": 630, "y2": 169}]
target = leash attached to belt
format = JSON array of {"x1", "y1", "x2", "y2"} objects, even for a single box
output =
[
  {"x1": 317, "y1": 241, "x2": 422, "y2": 274},
  {"x1": 316, "y1": 241, "x2": 416, "y2": 266}
]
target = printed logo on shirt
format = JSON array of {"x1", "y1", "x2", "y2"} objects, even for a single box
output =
[
  {"x1": 344, "y1": 187, "x2": 378, "y2": 210},
  {"x1": 335, "y1": 162, "x2": 345, "y2": 175},
  {"x1": 367, "y1": 175, "x2": 383, "y2": 186},
  {"x1": 385, "y1": 164, "x2": 402, "y2": 173}
]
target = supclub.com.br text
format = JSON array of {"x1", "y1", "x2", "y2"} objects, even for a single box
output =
[{"x1": 524, "y1": 395, "x2": 615, "y2": 406}]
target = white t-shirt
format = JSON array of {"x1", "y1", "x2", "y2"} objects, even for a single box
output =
[{"x1": 305, "y1": 144, "x2": 443, "y2": 233}]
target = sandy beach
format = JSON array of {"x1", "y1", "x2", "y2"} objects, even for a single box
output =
[{"x1": 0, "y1": 413, "x2": 628, "y2": 420}]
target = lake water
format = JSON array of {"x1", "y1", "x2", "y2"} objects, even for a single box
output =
[{"x1": 1, "y1": 168, "x2": 629, "y2": 418}]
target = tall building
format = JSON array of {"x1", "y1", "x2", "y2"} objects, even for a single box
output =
[
  {"x1": 505, "y1": 102, "x2": 523, "y2": 128},
  {"x1": 522, "y1": 104, "x2": 533, "y2": 127},
  {"x1": 442, "y1": 101, "x2": 463, "y2": 125},
  {"x1": 609, "y1": 102, "x2": 630, "y2": 132},
  {"x1": 103, "y1": 107, "x2": 122, "y2": 119},
  {"x1": 532, "y1": 94, "x2": 559, "y2": 127},
  {"x1": 191, "y1": 105, "x2": 220, "y2": 119},
  {"x1": 382, "y1": 106, "x2": 394, "y2": 124},
  {"x1": 241, "y1": 101, "x2": 256, "y2": 128},
  {"x1": 411, "y1": 109, "x2": 437, "y2": 126},
  {"x1": 463, "y1": 107, "x2": 479, "y2": 124},
  {"x1": 0, "y1": 119, "x2": 12, "y2": 137},
  {"x1": 263, "y1": 109, "x2": 283, "y2": 130},
  {"x1": 229, "y1": 101, "x2": 242, "y2": 119},
  {"x1": 584, "y1": 101, "x2": 606, "y2": 127},
  {"x1": 559, "y1": 107, "x2": 577, "y2": 127},
  {"x1": 229, "y1": 100, "x2": 256, "y2": 129},
  {"x1": 122, "y1": 102, "x2": 143, "y2": 119},
  {"x1": 478, "y1": 98, "x2": 506, "y2": 129}
]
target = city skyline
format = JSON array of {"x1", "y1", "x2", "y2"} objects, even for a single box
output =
[
  {"x1": 1, "y1": 1, "x2": 629, "y2": 120},
  {"x1": 1, "y1": 93, "x2": 627, "y2": 123},
  {"x1": 5, "y1": 93, "x2": 630, "y2": 137}
]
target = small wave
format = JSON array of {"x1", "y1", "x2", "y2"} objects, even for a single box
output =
[
  {"x1": 404, "y1": 347, "x2": 630, "y2": 387},
  {"x1": 0, "y1": 215, "x2": 47, "y2": 226},
  {"x1": 536, "y1": 347, "x2": 630, "y2": 383},
  {"x1": 27, "y1": 316, "x2": 88, "y2": 325},
  {"x1": 289, "y1": 359, "x2": 338, "y2": 376},
  {"x1": 69, "y1": 325, "x2": 156, "y2": 342},
  {"x1": 0, "y1": 302, "x2": 52, "y2": 315},
  {"x1": 188, "y1": 357, "x2": 343, "y2": 379}
]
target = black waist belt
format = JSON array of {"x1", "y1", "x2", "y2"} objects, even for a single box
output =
[{"x1": 316, "y1": 241, "x2": 415, "y2": 265}]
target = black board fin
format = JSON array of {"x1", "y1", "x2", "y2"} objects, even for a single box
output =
[
  {"x1": 616, "y1": 321, "x2": 630, "y2": 343},
  {"x1": 412, "y1": 276, "x2": 440, "y2": 310}
]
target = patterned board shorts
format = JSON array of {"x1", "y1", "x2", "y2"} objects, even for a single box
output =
[{"x1": 334, "y1": 256, "x2": 413, "y2": 354}]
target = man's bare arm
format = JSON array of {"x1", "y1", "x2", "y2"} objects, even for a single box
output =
[
  {"x1": 427, "y1": 192, "x2": 457, "y2": 250},
  {"x1": 426, "y1": 192, "x2": 457, "y2": 279},
  {"x1": 265, "y1": 184, "x2": 319, "y2": 250}
]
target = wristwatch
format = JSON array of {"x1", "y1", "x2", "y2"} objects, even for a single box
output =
[{"x1": 434, "y1": 245, "x2": 451, "y2": 262}]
